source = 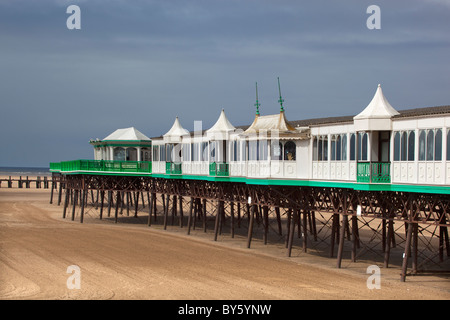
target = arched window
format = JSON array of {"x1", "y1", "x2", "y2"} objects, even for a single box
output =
[
  {"x1": 165, "y1": 144, "x2": 173, "y2": 162},
  {"x1": 284, "y1": 141, "x2": 296, "y2": 161},
  {"x1": 426, "y1": 130, "x2": 434, "y2": 161},
  {"x1": 201, "y1": 142, "x2": 208, "y2": 161},
  {"x1": 318, "y1": 137, "x2": 323, "y2": 161},
  {"x1": 401, "y1": 132, "x2": 407, "y2": 161},
  {"x1": 393, "y1": 132, "x2": 400, "y2": 161},
  {"x1": 342, "y1": 134, "x2": 347, "y2": 160},
  {"x1": 210, "y1": 141, "x2": 216, "y2": 162},
  {"x1": 447, "y1": 129, "x2": 450, "y2": 161},
  {"x1": 419, "y1": 130, "x2": 426, "y2": 161},
  {"x1": 141, "y1": 148, "x2": 151, "y2": 162},
  {"x1": 350, "y1": 133, "x2": 356, "y2": 161},
  {"x1": 114, "y1": 147, "x2": 126, "y2": 161},
  {"x1": 435, "y1": 129, "x2": 442, "y2": 161},
  {"x1": 336, "y1": 135, "x2": 342, "y2": 161},
  {"x1": 358, "y1": 132, "x2": 368, "y2": 161},
  {"x1": 312, "y1": 137, "x2": 318, "y2": 161},
  {"x1": 408, "y1": 131, "x2": 415, "y2": 161},
  {"x1": 331, "y1": 135, "x2": 336, "y2": 161}
]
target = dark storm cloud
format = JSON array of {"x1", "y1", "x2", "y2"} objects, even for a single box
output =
[{"x1": 0, "y1": 0, "x2": 449, "y2": 166}]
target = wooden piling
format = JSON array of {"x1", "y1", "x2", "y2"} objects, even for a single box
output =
[{"x1": 247, "y1": 204, "x2": 255, "y2": 249}]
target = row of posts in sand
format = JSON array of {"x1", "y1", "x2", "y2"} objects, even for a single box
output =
[{"x1": 0, "y1": 176, "x2": 51, "y2": 189}]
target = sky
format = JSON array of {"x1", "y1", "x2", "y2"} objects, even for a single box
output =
[{"x1": 0, "y1": 0, "x2": 449, "y2": 167}]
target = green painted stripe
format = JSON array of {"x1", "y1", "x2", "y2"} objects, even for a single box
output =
[{"x1": 50, "y1": 165, "x2": 450, "y2": 195}]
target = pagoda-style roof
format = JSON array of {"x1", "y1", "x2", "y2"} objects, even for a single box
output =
[
  {"x1": 354, "y1": 84, "x2": 399, "y2": 131},
  {"x1": 242, "y1": 111, "x2": 309, "y2": 140},
  {"x1": 205, "y1": 109, "x2": 236, "y2": 140},
  {"x1": 89, "y1": 127, "x2": 151, "y2": 147},
  {"x1": 103, "y1": 127, "x2": 151, "y2": 141},
  {"x1": 163, "y1": 117, "x2": 190, "y2": 143}
]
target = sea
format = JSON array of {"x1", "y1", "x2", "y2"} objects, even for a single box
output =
[{"x1": 0, "y1": 167, "x2": 51, "y2": 177}]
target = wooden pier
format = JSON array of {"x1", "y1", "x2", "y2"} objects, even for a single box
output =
[
  {"x1": 0, "y1": 176, "x2": 52, "y2": 189},
  {"x1": 49, "y1": 173, "x2": 450, "y2": 282}
]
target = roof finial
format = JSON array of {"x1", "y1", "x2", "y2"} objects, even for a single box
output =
[
  {"x1": 277, "y1": 77, "x2": 284, "y2": 112},
  {"x1": 254, "y1": 82, "x2": 261, "y2": 115}
]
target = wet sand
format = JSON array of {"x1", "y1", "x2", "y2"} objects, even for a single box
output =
[{"x1": 0, "y1": 188, "x2": 449, "y2": 300}]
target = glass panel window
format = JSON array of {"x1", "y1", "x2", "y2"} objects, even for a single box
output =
[
  {"x1": 210, "y1": 141, "x2": 216, "y2": 162},
  {"x1": 447, "y1": 129, "x2": 450, "y2": 161},
  {"x1": 408, "y1": 131, "x2": 415, "y2": 161},
  {"x1": 435, "y1": 129, "x2": 442, "y2": 161},
  {"x1": 259, "y1": 140, "x2": 268, "y2": 160},
  {"x1": 248, "y1": 140, "x2": 258, "y2": 161},
  {"x1": 272, "y1": 141, "x2": 282, "y2": 161},
  {"x1": 152, "y1": 146, "x2": 159, "y2": 161},
  {"x1": 426, "y1": 130, "x2": 434, "y2": 161},
  {"x1": 358, "y1": 132, "x2": 368, "y2": 161},
  {"x1": 114, "y1": 147, "x2": 126, "y2": 161},
  {"x1": 401, "y1": 132, "x2": 407, "y2": 161},
  {"x1": 159, "y1": 145, "x2": 166, "y2": 161},
  {"x1": 336, "y1": 135, "x2": 342, "y2": 161},
  {"x1": 393, "y1": 132, "x2": 400, "y2": 161},
  {"x1": 342, "y1": 134, "x2": 347, "y2": 161},
  {"x1": 318, "y1": 138, "x2": 323, "y2": 161},
  {"x1": 331, "y1": 136, "x2": 336, "y2": 161},
  {"x1": 284, "y1": 141, "x2": 296, "y2": 161},
  {"x1": 419, "y1": 130, "x2": 426, "y2": 161},
  {"x1": 350, "y1": 134, "x2": 356, "y2": 161},
  {"x1": 201, "y1": 142, "x2": 208, "y2": 161}
]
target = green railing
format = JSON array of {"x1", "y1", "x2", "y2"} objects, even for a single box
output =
[
  {"x1": 49, "y1": 160, "x2": 152, "y2": 174},
  {"x1": 209, "y1": 162, "x2": 230, "y2": 177},
  {"x1": 49, "y1": 162, "x2": 61, "y2": 172},
  {"x1": 357, "y1": 162, "x2": 390, "y2": 183},
  {"x1": 166, "y1": 162, "x2": 182, "y2": 175}
]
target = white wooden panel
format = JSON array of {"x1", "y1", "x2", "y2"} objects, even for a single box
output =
[
  {"x1": 426, "y1": 163, "x2": 434, "y2": 183},
  {"x1": 434, "y1": 163, "x2": 443, "y2": 184},
  {"x1": 447, "y1": 162, "x2": 450, "y2": 185},
  {"x1": 407, "y1": 163, "x2": 416, "y2": 183},
  {"x1": 418, "y1": 163, "x2": 426, "y2": 183},
  {"x1": 284, "y1": 162, "x2": 296, "y2": 178},
  {"x1": 400, "y1": 163, "x2": 408, "y2": 182},
  {"x1": 312, "y1": 162, "x2": 318, "y2": 179},
  {"x1": 350, "y1": 162, "x2": 356, "y2": 181},
  {"x1": 392, "y1": 163, "x2": 401, "y2": 183},
  {"x1": 330, "y1": 163, "x2": 336, "y2": 180}
]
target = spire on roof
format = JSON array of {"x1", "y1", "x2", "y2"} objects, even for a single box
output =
[
  {"x1": 254, "y1": 82, "x2": 261, "y2": 116},
  {"x1": 277, "y1": 77, "x2": 285, "y2": 112}
]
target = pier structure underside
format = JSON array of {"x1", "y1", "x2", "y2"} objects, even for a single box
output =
[{"x1": 50, "y1": 173, "x2": 450, "y2": 282}]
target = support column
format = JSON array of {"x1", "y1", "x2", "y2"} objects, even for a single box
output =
[
  {"x1": 401, "y1": 222, "x2": 414, "y2": 282},
  {"x1": 287, "y1": 208, "x2": 298, "y2": 257},
  {"x1": 247, "y1": 204, "x2": 255, "y2": 249},
  {"x1": 187, "y1": 197, "x2": 194, "y2": 235}
]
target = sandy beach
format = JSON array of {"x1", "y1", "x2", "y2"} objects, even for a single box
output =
[{"x1": 0, "y1": 186, "x2": 449, "y2": 300}]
